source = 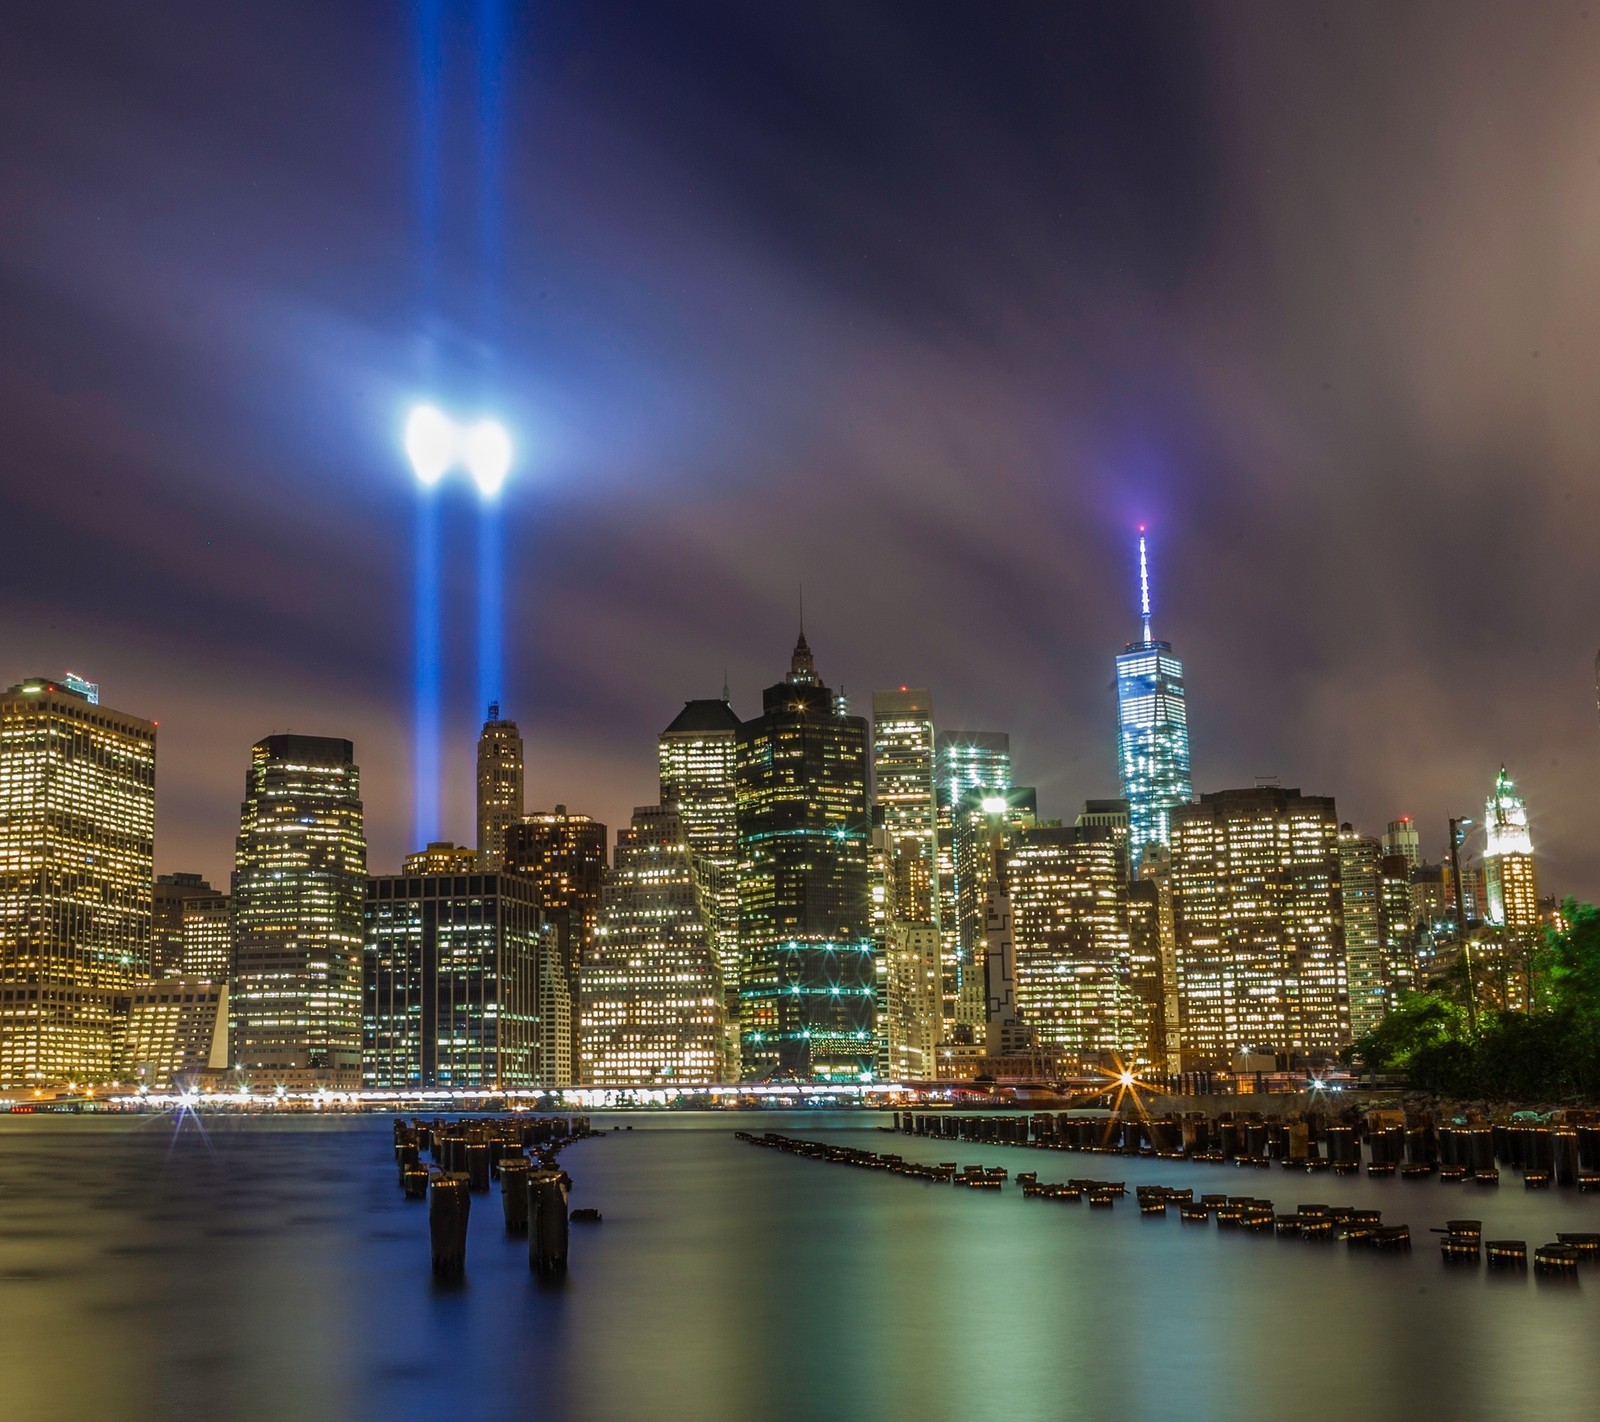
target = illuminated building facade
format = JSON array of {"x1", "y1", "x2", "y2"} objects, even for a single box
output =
[
  {"x1": 121, "y1": 980, "x2": 228, "y2": 1088},
  {"x1": 872, "y1": 689, "x2": 940, "y2": 925},
  {"x1": 934, "y1": 731, "x2": 1010, "y2": 1020},
  {"x1": 1115, "y1": 533, "x2": 1193, "y2": 875},
  {"x1": 179, "y1": 892, "x2": 232, "y2": 982},
  {"x1": 1338, "y1": 825, "x2": 1387, "y2": 1040},
  {"x1": 405, "y1": 841, "x2": 480, "y2": 875},
  {"x1": 658, "y1": 696, "x2": 741, "y2": 994},
  {"x1": 1382, "y1": 817, "x2": 1421, "y2": 872},
  {"x1": 230, "y1": 735, "x2": 366, "y2": 1089},
  {"x1": 736, "y1": 634, "x2": 874, "y2": 1080},
  {"x1": 1170, "y1": 787, "x2": 1348, "y2": 1068},
  {"x1": 0, "y1": 676, "x2": 156, "y2": 1088},
  {"x1": 503, "y1": 805, "x2": 606, "y2": 1086},
  {"x1": 153, "y1": 873, "x2": 216, "y2": 978},
  {"x1": 579, "y1": 806, "x2": 725, "y2": 1085},
  {"x1": 1378, "y1": 853, "x2": 1416, "y2": 999},
  {"x1": 475, "y1": 704, "x2": 524, "y2": 871},
  {"x1": 363, "y1": 867, "x2": 553, "y2": 1087},
  {"x1": 953, "y1": 786, "x2": 1035, "y2": 1026},
  {"x1": 1007, "y1": 825, "x2": 1132, "y2": 1069},
  {"x1": 1483, "y1": 765, "x2": 1538, "y2": 933}
]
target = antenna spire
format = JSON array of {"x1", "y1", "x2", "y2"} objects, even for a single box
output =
[{"x1": 1138, "y1": 528, "x2": 1152, "y2": 643}]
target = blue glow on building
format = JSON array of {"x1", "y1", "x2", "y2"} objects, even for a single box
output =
[{"x1": 1115, "y1": 531, "x2": 1192, "y2": 873}]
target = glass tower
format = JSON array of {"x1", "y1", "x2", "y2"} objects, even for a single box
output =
[
  {"x1": 230, "y1": 735, "x2": 366, "y2": 1089},
  {"x1": 475, "y1": 703, "x2": 524, "y2": 872},
  {"x1": 1483, "y1": 765, "x2": 1538, "y2": 932},
  {"x1": 736, "y1": 633, "x2": 874, "y2": 1081},
  {"x1": 1115, "y1": 532, "x2": 1192, "y2": 874}
]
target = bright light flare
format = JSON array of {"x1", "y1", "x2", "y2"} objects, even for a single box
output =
[
  {"x1": 980, "y1": 795, "x2": 1008, "y2": 815},
  {"x1": 405, "y1": 405, "x2": 455, "y2": 486},
  {"x1": 464, "y1": 419, "x2": 512, "y2": 498}
]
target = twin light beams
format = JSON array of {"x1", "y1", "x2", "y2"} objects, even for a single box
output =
[{"x1": 405, "y1": 404, "x2": 513, "y2": 498}]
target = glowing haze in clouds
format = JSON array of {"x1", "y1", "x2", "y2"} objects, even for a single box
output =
[{"x1": 2, "y1": 3, "x2": 1599, "y2": 895}]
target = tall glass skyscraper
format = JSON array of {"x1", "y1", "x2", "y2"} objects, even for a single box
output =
[{"x1": 1115, "y1": 532, "x2": 1192, "y2": 875}]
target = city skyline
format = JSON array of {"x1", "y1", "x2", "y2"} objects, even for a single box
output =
[{"x1": 5, "y1": 6, "x2": 1600, "y2": 900}]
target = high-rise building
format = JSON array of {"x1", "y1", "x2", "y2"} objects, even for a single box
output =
[
  {"x1": 934, "y1": 732, "x2": 1010, "y2": 1021},
  {"x1": 1076, "y1": 798, "x2": 1131, "y2": 879},
  {"x1": 230, "y1": 735, "x2": 366, "y2": 1089},
  {"x1": 1381, "y1": 817, "x2": 1421, "y2": 872},
  {"x1": 579, "y1": 806, "x2": 726, "y2": 1086},
  {"x1": 503, "y1": 806, "x2": 606, "y2": 1086},
  {"x1": 736, "y1": 633, "x2": 874, "y2": 1080},
  {"x1": 179, "y1": 892, "x2": 232, "y2": 982},
  {"x1": 872, "y1": 689, "x2": 940, "y2": 925},
  {"x1": 953, "y1": 786, "x2": 1036, "y2": 1025},
  {"x1": 1377, "y1": 853, "x2": 1416, "y2": 1001},
  {"x1": 658, "y1": 696, "x2": 741, "y2": 996},
  {"x1": 152, "y1": 873, "x2": 216, "y2": 978},
  {"x1": 475, "y1": 704, "x2": 524, "y2": 871},
  {"x1": 1170, "y1": 787, "x2": 1348, "y2": 1068},
  {"x1": 1115, "y1": 532, "x2": 1193, "y2": 875},
  {"x1": 363, "y1": 864, "x2": 557, "y2": 1087},
  {"x1": 1007, "y1": 824, "x2": 1132, "y2": 1069},
  {"x1": 1338, "y1": 825, "x2": 1388, "y2": 1041},
  {"x1": 0, "y1": 676, "x2": 156, "y2": 1088},
  {"x1": 1483, "y1": 765, "x2": 1538, "y2": 933}
]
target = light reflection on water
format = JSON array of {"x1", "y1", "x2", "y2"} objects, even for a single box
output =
[{"x1": 2, "y1": 1111, "x2": 1598, "y2": 1422}]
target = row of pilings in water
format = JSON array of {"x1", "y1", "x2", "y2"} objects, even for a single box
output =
[
  {"x1": 893, "y1": 1112, "x2": 1600, "y2": 1189},
  {"x1": 742, "y1": 1130, "x2": 1600, "y2": 1275},
  {"x1": 391, "y1": 1116, "x2": 599, "y2": 1276}
]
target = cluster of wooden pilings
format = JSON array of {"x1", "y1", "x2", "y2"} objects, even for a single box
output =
[
  {"x1": 892, "y1": 1112, "x2": 1600, "y2": 1189},
  {"x1": 391, "y1": 1115, "x2": 597, "y2": 1276}
]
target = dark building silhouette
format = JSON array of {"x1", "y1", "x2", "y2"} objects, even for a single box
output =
[{"x1": 736, "y1": 633, "x2": 873, "y2": 1080}]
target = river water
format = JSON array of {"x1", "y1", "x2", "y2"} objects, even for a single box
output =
[{"x1": 2, "y1": 1110, "x2": 1598, "y2": 1422}]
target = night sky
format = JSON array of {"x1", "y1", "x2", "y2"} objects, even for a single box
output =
[{"x1": 4, "y1": 3, "x2": 1599, "y2": 894}]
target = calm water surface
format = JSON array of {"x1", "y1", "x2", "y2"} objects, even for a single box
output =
[{"x1": 2, "y1": 1111, "x2": 1598, "y2": 1421}]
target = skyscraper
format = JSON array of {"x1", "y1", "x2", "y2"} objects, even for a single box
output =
[
  {"x1": 230, "y1": 735, "x2": 366, "y2": 1089},
  {"x1": 0, "y1": 676, "x2": 156, "y2": 1088},
  {"x1": 1338, "y1": 824, "x2": 1388, "y2": 1040},
  {"x1": 1483, "y1": 765, "x2": 1538, "y2": 933},
  {"x1": 580, "y1": 805, "x2": 726, "y2": 1085},
  {"x1": 503, "y1": 807, "x2": 604, "y2": 1087},
  {"x1": 475, "y1": 703, "x2": 524, "y2": 871},
  {"x1": 1007, "y1": 824, "x2": 1132, "y2": 1069},
  {"x1": 1115, "y1": 532, "x2": 1193, "y2": 875},
  {"x1": 658, "y1": 696, "x2": 741, "y2": 996},
  {"x1": 934, "y1": 731, "x2": 1011, "y2": 1023},
  {"x1": 1170, "y1": 787, "x2": 1348, "y2": 1068},
  {"x1": 872, "y1": 689, "x2": 940, "y2": 925},
  {"x1": 1381, "y1": 817, "x2": 1421, "y2": 871},
  {"x1": 737, "y1": 632, "x2": 874, "y2": 1080},
  {"x1": 953, "y1": 785, "x2": 1036, "y2": 1026},
  {"x1": 179, "y1": 891, "x2": 232, "y2": 982},
  {"x1": 363, "y1": 862, "x2": 553, "y2": 1088}
]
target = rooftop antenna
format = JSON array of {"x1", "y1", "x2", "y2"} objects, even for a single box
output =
[
  {"x1": 1138, "y1": 526, "x2": 1152, "y2": 644},
  {"x1": 722, "y1": 670, "x2": 730, "y2": 705}
]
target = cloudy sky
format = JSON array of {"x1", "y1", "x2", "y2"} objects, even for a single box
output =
[{"x1": 3, "y1": 2, "x2": 1598, "y2": 892}]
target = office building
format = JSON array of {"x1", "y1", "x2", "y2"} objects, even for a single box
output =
[
  {"x1": 1483, "y1": 765, "x2": 1538, "y2": 933},
  {"x1": 1170, "y1": 787, "x2": 1348, "y2": 1068},
  {"x1": 475, "y1": 704, "x2": 524, "y2": 871},
  {"x1": 1381, "y1": 817, "x2": 1421, "y2": 872},
  {"x1": 230, "y1": 735, "x2": 366, "y2": 1089},
  {"x1": 953, "y1": 786, "x2": 1036, "y2": 1026},
  {"x1": 934, "y1": 731, "x2": 1010, "y2": 1019},
  {"x1": 364, "y1": 865, "x2": 558, "y2": 1088},
  {"x1": 1076, "y1": 798, "x2": 1131, "y2": 879},
  {"x1": 0, "y1": 676, "x2": 156, "y2": 1088},
  {"x1": 579, "y1": 806, "x2": 725, "y2": 1086},
  {"x1": 1008, "y1": 825, "x2": 1132, "y2": 1069},
  {"x1": 658, "y1": 695, "x2": 741, "y2": 995},
  {"x1": 737, "y1": 633, "x2": 874, "y2": 1080},
  {"x1": 1338, "y1": 825, "x2": 1388, "y2": 1040},
  {"x1": 1115, "y1": 532, "x2": 1193, "y2": 875},
  {"x1": 179, "y1": 892, "x2": 231, "y2": 982},
  {"x1": 872, "y1": 689, "x2": 940, "y2": 924},
  {"x1": 121, "y1": 980, "x2": 229, "y2": 1088},
  {"x1": 152, "y1": 873, "x2": 217, "y2": 978}
]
